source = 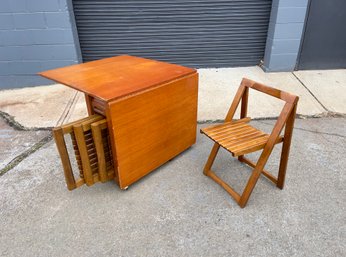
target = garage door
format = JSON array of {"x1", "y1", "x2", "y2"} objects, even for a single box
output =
[{"x1": 72, "y1": 0, "x2": 272, "y2": 68}]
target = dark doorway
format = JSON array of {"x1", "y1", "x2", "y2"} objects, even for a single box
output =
[{"x1": 297, "y1": 0, "x2": 346, "y2": 70}]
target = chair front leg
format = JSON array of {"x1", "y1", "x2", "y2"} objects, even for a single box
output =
[
  {"x1": 203, "y1": 143, "x2": 220, "y2": 175},
  {"x1": 239, "y1": 141, "x2": 275, "y2": 207},
  {"x1": 239, "y1": 166, "x2": 263, "y2": 208}
]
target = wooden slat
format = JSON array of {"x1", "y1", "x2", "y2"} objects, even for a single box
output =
[
  {"x1": 224, "y1": 133, "x2": 268, "y2": 149},
  {"x1": 90, "y1": 160, "x2": 99, "y2": 169},
  {"x1": 202, "y1": 120, "x2": 249, "y2": 134},
  {"x1": 91, "y1": 120, "x2": 108, "y2": 183},
  {"x1": 240, "y1": 87, "x2": 249, "y2": 119},
  {"x1": 232, "y1": 137, "x2": 270, "y2": 157},
  {"x1": 204, "y1": 120, "x2": 284, "y2": 157},
  {"x1": 222, "y1": 134, "x2": 268, "y2": 150},
  {"x1": 85, "y1": 138, "x2": 94, "y2": 144},
  {"x1": 84, "y1": 143, "x2": 97, "y2": 151},
  {"x1": 75, "y1": 178, "x2": 85, "y2": 188},
  {"x1": 81, "y1": 115, "x2": 104, "y2": 131},
  {"x1": 277, "y1": 103, "x2": 297, "y2": 189},
  {"x1": 210, "y1": 126, "x2": 257, "y2": 141},
  {"x1": 91, "y1": 171, "x2": 115, "y2": 184},
  {"x1": 87, "y1": 153, "x2": 98, "y2": 162},
  {"x1": 234, "y1": 136, "x2": 284, "y2": 157},
  {"x1": 52, "y1": 127, "x2": 77, "y2": 190},
  {"x1": 242, "y1": 78, "x2": 298, "y2": 104},
  {"x1": 207, "y1": 170, "x2": 241, "y2": 202},
  {"x1": 204, "y1": 123, "x2": 252, "y2": 137},
  {"x1": 61, "y1": 114, "x2": 102, "y2": 134},
  {"x1": 225, "y1": 84, "x2": 247, "y2": 122},
  {"x1": 70, "y1": 133, "x2": 84, "y2": 178},
  {"x1": 73, "y1": 124, "x2": 94, "y2": 186},
  {"x1": 239, "y1": 156, "x2": 278, "y2": 185},
  {"x1": 217, "y1": 130, "x2": 265, "y2": 145},
  {"x1": 75, "y1": 152, "x2": 97, "y2": 162},
  {"x1": 201, "y1": 117, "x2": 250, "y2": 133}
]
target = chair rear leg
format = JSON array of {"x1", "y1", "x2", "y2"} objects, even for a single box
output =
[
  {"x1": 277, "y1": 104, "x2": 296, "y2": 189},
  {"x1": 203, "y1": 143, "x2": 220, "y2": 175},
  {"x1": 277, "y1": 135, "x2": 292, "y2": 189}
]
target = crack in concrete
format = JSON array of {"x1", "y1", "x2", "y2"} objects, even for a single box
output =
[
  {"x1": 0, "y1": 133, "x2": 53, "y2": 176},
  {"x1": 0, "y1": 110, "x2": 52, "y2": 131},
  {"x1": 257, "y1": 119, "x2": 346, "y2": 139},
  {"x1": 0, "y1": 110, "x2": 30, "y2": 131},
  {"x1": 1, "y1": 105, "x2": 344, "y2": 177},
  {"x1": 0, "y1": 111, "x2": 53, "y2": 176},
  {"x1": 55, "y1": 91, "x2": 79, "y2": 126},
  {"x1": 0, "y1": 90, "x2": 79, "y2": 175},
  {"x1": 292, "y1": 72, "x2": 329, "y2": 112},
  {"x1": 0, "y1": 91, "x2": 78, "y2": 176},
  {"x1": 197, "y1": 111, "x2": 346, "y2": 124}
]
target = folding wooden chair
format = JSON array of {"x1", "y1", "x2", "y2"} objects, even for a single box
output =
[
  {"x1": 201, "y1": 78, "x2": 299, "y2": 208},
  {"x1": 53, "y1": 114, "x2": 115, "y2": 190}
]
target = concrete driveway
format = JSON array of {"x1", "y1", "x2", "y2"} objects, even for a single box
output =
[
  {"x1": 0, "y1": 118, "x2": 345, "y2": 257},
  {"x1": 1, "y1": 67, "x2": 345, "y2": 256}
]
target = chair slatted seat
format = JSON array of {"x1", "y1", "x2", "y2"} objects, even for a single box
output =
[{"x1": 201, "y1": 118, "x2": 284, "y2": 157}]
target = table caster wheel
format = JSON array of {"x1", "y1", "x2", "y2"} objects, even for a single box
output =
[{"x1": 122, "y1": 186, "x2": 129, "y2": 191}]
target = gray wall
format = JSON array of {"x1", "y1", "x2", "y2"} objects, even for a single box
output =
[
  {"x1": 0, "y1": 0, "x2": 311, "y2": 89},
  {"x1": 262, "y1": 0, "x2": 309, "y2": 72},
  {"x1": 0, "y1": 0, "x2": 80, "y2": 89}
]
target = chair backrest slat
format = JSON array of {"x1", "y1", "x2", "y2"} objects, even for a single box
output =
[
  {"x1": 242, "y1": 78, "x2": 298, "y2": 104},
  {"x1": 225, "y1": 78, "x2": 299, "y2": 124}
]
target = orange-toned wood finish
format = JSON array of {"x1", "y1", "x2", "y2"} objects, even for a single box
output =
[
  {"x1": 39, "y1": 55, "x2": 195, "y2": 102},
  {"x1": 201, "y1": 78, "x2": 299, "y2": 208},
  {"x1": 108, "y1": 73, "x2": 198, "y2": 188},
  {"x1": 52, "y1": 115, "x2": 115, "y2": 190},
  {"x1": 41, "y1": 55, "x2": 198, "y2": 190}
]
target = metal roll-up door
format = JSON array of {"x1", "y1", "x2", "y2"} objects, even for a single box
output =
[{"x1": 72, "y1": 0, "x2": 272, "y2": 68}]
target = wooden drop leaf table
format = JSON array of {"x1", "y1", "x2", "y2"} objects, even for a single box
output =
[{"x1": 40, "y1": 55, "x2": 198, "y2": 190}]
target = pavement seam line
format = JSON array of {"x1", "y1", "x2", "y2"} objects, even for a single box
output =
[
  {"x1": 56, "y1": 91, "x2": 79, "y2": 126},
  {"x1": 292, "y1": 72, "x2": 329, "y2": 112},
  {"x1": 62, "y1": 91, "x2": 79, "y2": 124},
  {"x1": 197, "y1": 112, "x2": 345, "y2": 124},
  {"x1": 55, "y1": 92, "x2": 74, "y2": 126},
  {"x1": 0, "y1": 134, "x2": 53, "y2": 176},
  {"x1": 63, "y1": 91, "x2": 80, "y2": 124},
  {"x1": 257, "y1": 120, "x2": 346, "y2": 138}
]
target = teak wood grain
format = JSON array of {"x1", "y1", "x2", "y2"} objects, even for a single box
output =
[
  {"x1": 52, "y1": 114, "x2": 115, "y2": 190},
  {"x1": 201, "y1": 78, "x2": 298, "y2": 208},
  {"x1": 39, "y1": 55, "x2": 195, "y2": 102},
  {"x1": 41, "y1": 55, "x2": 198, "y2": 190},
  {"x1": 108, "y1": 73, "x2": 198, "y2": 188}
]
